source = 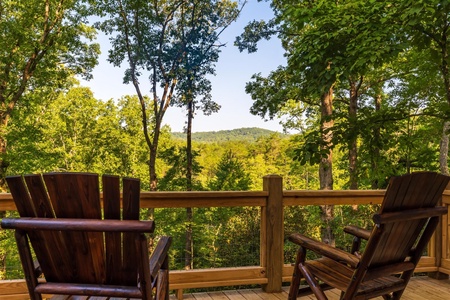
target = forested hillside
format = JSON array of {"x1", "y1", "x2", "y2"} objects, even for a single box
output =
[
  {"x1": 2, "y1": 0, "x2": 450, "y2": 288},
  {"x1": 171, "y1": 127, "x2": 283, "y2": 142}
]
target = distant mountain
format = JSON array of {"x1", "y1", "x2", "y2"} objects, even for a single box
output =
[{"x1": 171, "y1": 127, "x2": 285, "y2": 142}]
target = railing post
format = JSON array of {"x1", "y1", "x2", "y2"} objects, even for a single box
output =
[
  {"x1": 429, "y1": 189, "x2": 450, "y2": 279},
  {"x1": 261, "y1": 175, "x2": 283, "y2": 292}
]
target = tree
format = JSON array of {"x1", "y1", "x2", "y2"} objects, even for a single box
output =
[
  {"x1": 158, "y1": 144, "x2": 204, "y2": 269},
  {"x1": 92, "y1": 0, "x2": 242, "y2": 191},
  {"x1": 236, "y1": 0, "x2": 413, "y2": 244},
  {"x1": 171, "y1": 0, "x2": 241, "y2": 193},
  {"x1": 8, "y1": 87, "x2": 120, "y2": 174},
  {"x1": 93, "y1": 0, "x2": 243, "y2": 271},
  {"x1": 158, "y1": 145, "x2": 204, "y2": 192},
  {"x1": 0, "y1": 0, "x2": 99, "y2": 189},
  {"x1": 208, "y1": 150, "x2": 252, "y2": 191},
  {"x1": 397, "y1": 0, "x2": 450, "y2": 174},
  {"x1": 237, "y1": 0, "x2": 339, "y2": 244}
]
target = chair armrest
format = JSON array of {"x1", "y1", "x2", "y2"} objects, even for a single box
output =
[
  {"x1": 344, "y1": 225, "x2": 371, "y2": 240},
  {"x1": 288, "y1": 233, "x2": 360, "y2": 268},
  {"x1": 373, "y1": 206, "x2": 448, "y2": 224},
  {"x1": 1, "y1": 217, "x2": 154, "y2": 233},
  {"x1": 150, "y1": 236, "x2": 172, "y2": 279}
]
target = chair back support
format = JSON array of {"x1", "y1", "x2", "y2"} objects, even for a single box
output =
[
  {"x1": 6, "y1": 173, "x2": 141, "y2": 285},
  {"x1": 366, "y1": 172, "x2": 450, "y2": 268}
]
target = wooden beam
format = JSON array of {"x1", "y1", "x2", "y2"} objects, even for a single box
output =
[{"x1": 262, "y1": 175, "x2": 283, "y2": 293}]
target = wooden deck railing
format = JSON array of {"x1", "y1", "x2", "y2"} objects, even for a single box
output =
[{"x1": 1, "y1": 175, "x2": 449, "y2": 299}]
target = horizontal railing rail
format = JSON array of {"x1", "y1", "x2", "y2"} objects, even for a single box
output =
[{"x1": 0, "y1": 175, "x2": 449, "y2": 300}]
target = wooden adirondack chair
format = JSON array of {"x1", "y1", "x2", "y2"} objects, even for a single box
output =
[
  {"x1": 288, "y1": 172, "x2": 450, "y2": 300},
  {"x1": 1, "y1": 172, "x2": 172, "y2": 300}
]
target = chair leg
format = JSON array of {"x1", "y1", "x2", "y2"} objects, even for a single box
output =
[
  {"x1": 298, "y1": 263, "x2": 328, "y2": 300},
  {"x1": 350, "y1": 236, "x2": 361, "y2": 255},
  {"x1": 391, "y1": 289, "x2": 404, "y2": 300},
  {"x1": 156, "y1": 269, "x2": 169, "y2": 300},
  {"x1": 15, "y1": 230, "x2": 42, "y2": 300},
  {"x1": 288, "y1": 247, "x2": 305, "y2": 300}
]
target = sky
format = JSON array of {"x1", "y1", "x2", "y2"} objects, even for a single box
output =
[{"x1": 80, "y1": 0, "x2": 286, "y2": 133}]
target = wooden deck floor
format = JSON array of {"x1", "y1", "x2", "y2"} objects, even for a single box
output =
[{"x1": 171, "y1": 276, "x2": 450, "y2": 300}]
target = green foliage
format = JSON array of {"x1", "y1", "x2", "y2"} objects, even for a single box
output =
[
  {"x1": 0, "y1": 211, "x2": 22, "y2": 280},
  {"x1": 236, "y1": 0, "x2": 450, "y2": 189},
  {"x1": 171, "y1": 127, "x2": 281, "y2": 143},
  {"x1": 4, "y1": 0, "x2": 450, "y2": 282},
  {"x1": 0, "y1": 0, "x2": 100, "y2": 195},
  {"x1": 207, "y1": 150, "x2": 252, "y2": 191},
  {"x1": 292, "y1": 130, "x2": 331, "y2": 166},
  {"x1": 154, "y1": 206, "x2": 261, "y2": 270},
  {"x1": 5, "y1": 88, "x2": 163, "y2": 184},
  {"x1": 90, "y1": 0, "x2": 243, "y2": 190},
  {"x1": 158, "y1": 145, "x2": 204, "y2": 191},
  {"x1": 1, "y1": 0, "x2": 99, "y2": 88}
]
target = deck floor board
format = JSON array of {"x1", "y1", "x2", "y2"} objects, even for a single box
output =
[{"x1": 171, "y1": 276, "x2": 450, "y2": 300}]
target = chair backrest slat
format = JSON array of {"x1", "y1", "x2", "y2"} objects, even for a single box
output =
[
  {"x1": 23, "y1": 174, "x2": 75, "y2": 283},
  {"x1": 122, "y1": 177, "x2": 141, "y2": 285},
  {"x1": 368, "y1": 172, "x2": 450, "y2": 267},
  {"x1": 7, "y1": 175, "x2": 65, "y2": 282},
  {"x1": 7, "y1": 176, "x2": 36, "y2": 217},
  {"x1": 24, "y1": 175, "x2": 55, "y2": 218},
  {"x1": 102, "y1": 175, "x2": 122, "y2": 285},
  {"x1": 42, "y1": 173, "x2": 105, "y2": 284}
]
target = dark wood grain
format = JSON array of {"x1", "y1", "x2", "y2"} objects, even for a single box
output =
[
  {"x1": 3, "y1": 172, "x2": 171, "y2": 300},
  {"x1": 122, "y1": 177, "x2": 140, "y2": 286},
  {"x1": 6, "y1": 175, "x2": 64, "y2": 283},
  {"x1": 343, "y1": 225, "x2": 371, "y2": 240},
  {"x1": 150, "y1": 236, "x2": 172, "y2": 279},
  {"x1": 288, "y1": 172, "x2": 450, "y2": 300},
  {"x1": 373, "y1": 206, "x2": 447, "y2": 224},
  {"x1": 35, "y1": 282, "x2": 141, "y2": 298},
  {"x1": 137, "y1": 234, "x2": 152, "y2": 300},
  {"x1": 15, "y1": 230, "x2": 41, "y2": 300},
  {"x1": 288, "y1": 233, "x2": 360, "y2": 268},
  {"x1": 1, "y1": 218, "x2": 154, "y2": 232},
  {"x1": 103, "y1": 175, "x2": 125, "y2": 285},
  {"x1": 43, "y1": 173, "x2": 105, "y2": 284}
]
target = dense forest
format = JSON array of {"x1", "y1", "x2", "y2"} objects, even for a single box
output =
[
  {"x1": 171, "y1": 128, "x2": 282, "y2": 143},
  {"x1": 1, "y1": 0, "x2": 450, "y2": 285}
]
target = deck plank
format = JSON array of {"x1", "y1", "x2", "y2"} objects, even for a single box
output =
[
  {"x1": 207, "y1": 291, "x2": 232, "y2": 300},
  {"x1": 251, "y1": 289, "x2": 284, "y2": 300},
  {"x1": 177, "y1": 276, "x2": 450, "y2": 300},
  {"x1": 192, "y1": 292, "x2": 214, "y2": 300},
  {"x1": 237, "y1": 290, "x2": 264, "y2": 300},
  {"x1": 222, "y1": 290, "x2": 247, "y2": 300}
]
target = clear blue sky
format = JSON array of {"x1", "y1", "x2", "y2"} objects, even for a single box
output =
[{"x1": 81, "y1": 0, "x2": 286, "y2": 133}]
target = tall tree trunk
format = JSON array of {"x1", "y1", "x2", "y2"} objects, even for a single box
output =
[
  {"x1": 185, "y1": 92, "x2": 194, "y2": 270},
  {"x1": 0, "y1": 132, "x2": 9, "y2": 192},
  {"x1": 0, "y1": 118, "x2": 10, "y2": 277},
  {"x1": 149, "y1": 145, "x2": 158, "y2": 192},
  {"x1": 348, "y1": 79, "x2": 359, "y2": 190},
  {"x1": 0, "y1": 210, "x2": 6, "y2": 280},
  {"x1": 440, "y1": 25, "x2": 450, "y2": 174},
  {"x1": 440, "y1": 121, "x2": 450, "y2": 175},
  {"x1": 187, "y1": 99, "x2": 193, "y2": 191},
  {"x1": 319, "y1": 87, "x2": 335, "y2": 246},
  {"x1": 371, "y1": 94, "x2": 382, "y2": 189},
  {"x1": 185, "y1": 207, "x2": 193, "y2": 270}
]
